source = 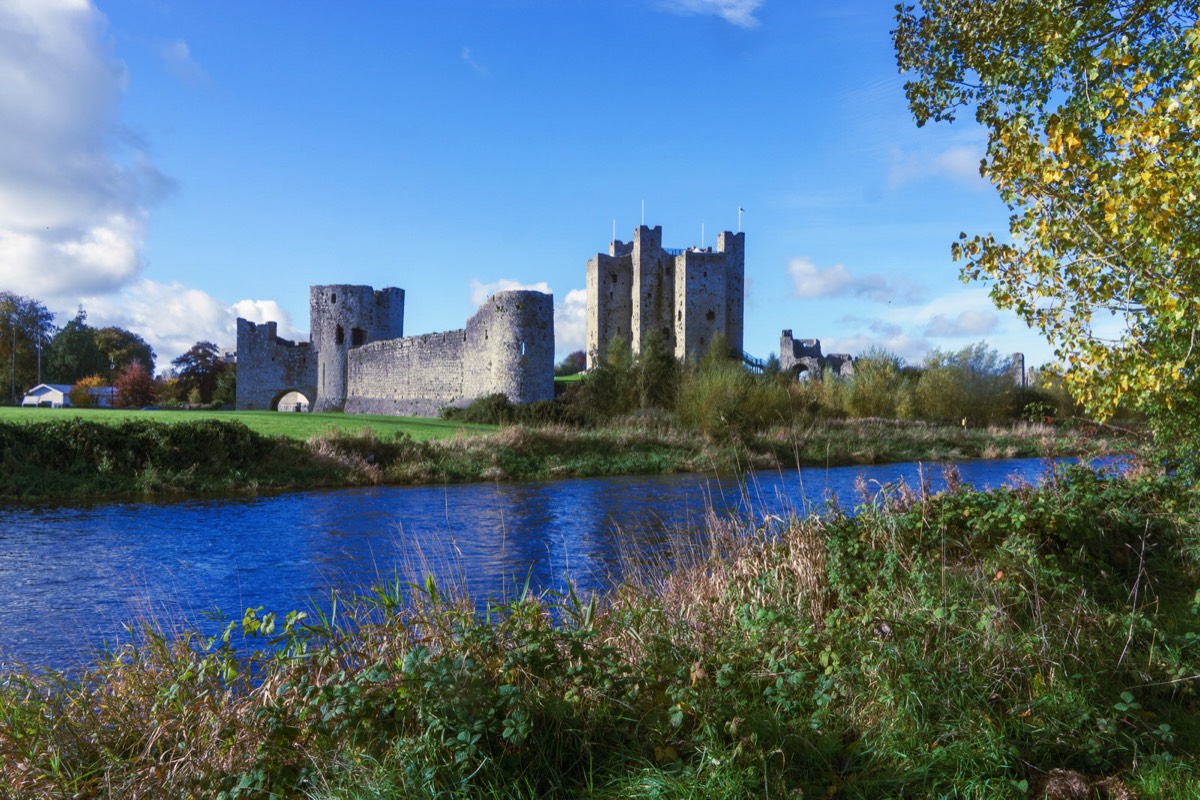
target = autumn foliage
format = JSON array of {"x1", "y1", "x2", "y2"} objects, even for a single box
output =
[{"x1": 895, "y1": 1, "x2": 1200, "y2": 449}]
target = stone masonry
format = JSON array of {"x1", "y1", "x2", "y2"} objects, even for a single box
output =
[
  {"x1": 346, "y1": 290, "x2": 555, "y2": 417},
  {"x1": 236, "y1": 286, "x2": 554, "y2": 416},
  {"x1": 234, "y1": 320, "x2": 318, "y2": 411},
  {"x1": 779, "y1": 331, "x2": 855, "y2": 378},
  {"x1": 587, "y1": 225, "x2": 744, "y2": 368}
]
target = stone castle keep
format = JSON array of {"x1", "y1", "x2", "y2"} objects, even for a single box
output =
[
  {"x1": 236, "y1": 285, "x2": 554, "y2": 416},
  {"x1": 587, "y1": 225, "x2": 744, "y2": 368}
]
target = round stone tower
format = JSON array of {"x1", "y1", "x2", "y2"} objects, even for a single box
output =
[
  {"x1": 310, "y1": 284, "x2": 405, "y2": 411},
  {"x1": 462, "y1": 289, "x2": 554, "y2": 406}
]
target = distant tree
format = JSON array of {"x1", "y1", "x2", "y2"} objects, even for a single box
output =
[
  {"x1": 0, "y1": 292, "x2": 56, "y2": 402},
  {"x1": 172, "y1": 341, "x2": 226, "y2": 404},
  {"x1": 69, "y1": 375, "x2": 107, "y2": 409},
  {"x1": 554, "y1": 350, "x2": 587, "y2": 377},
  {"x1": 114, "y1": 362, "x2": 156, "y2": 408},
  {"x1": 95, "y1": 327, "x2": 156, "y2": 376},
  {"x1": 847, "y1": 348, "x2": 911, "y2": 419},
  {"x1": 916, "y1": 342, "x2": 1013, "y2": 423},
  {"x1": 212, "y1": 363, "x2": 237, "y2": 407},
  {"x1": 45, "y1": 308, "x2": 107, "y2": 385},
  {"x1": 155, "y1": 374, "x2": 185, "y2": 406}
]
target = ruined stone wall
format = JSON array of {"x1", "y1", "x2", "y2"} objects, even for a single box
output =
[
  {"x1": 780, "y1": 330, "x2": 854, "y2": 378},
  {"x1": 344, "y1": 289, "x2": 554, "y2": 417},
  {"x1": 310, "y1": 284, "x2": 405, "y2": 412},
  {"x1": 1010, "y1": 353, "x2": 1027, "y2": 387},
  {"x1": 234, "y1": 319, "x2": 317, "y2": 410},
  {"x1": 344, "y1": 331, "x2": 466, "y2": 417}
]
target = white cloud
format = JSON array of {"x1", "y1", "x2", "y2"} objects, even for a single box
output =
[
  {"x1": 923, "y1": 309, "x2": 998, "y2": 338},
  {"x1": 659, "y1": 0, "x2": 763, "y2": 28},
  {"x1": 787, "y1": 257, "x2": 923, "y2": 304},
  {"x1": 887, "y1": 142, "x2": 986, "y2": 189},
  {"x1": 823, "y1": 333, "x2": 930, "y2": 365},
  {"x1": 461, "y1": 46, "x2": 488, "y2": 75},
  {"x1": 160, "y1": 39, "x2": 208, "y2": 86},
  {"x1": 0, "y1": 0, "x2": 165, "y2": 303},
  {"x1": 468, "y1": 278, "x2": 552, "y2": 308},
  {"x1": 81, "y1": 280, "x2": 303, "y2": 369},
  {"x1": 555, "y1": 288, "x2": 587, "y2": 357}
]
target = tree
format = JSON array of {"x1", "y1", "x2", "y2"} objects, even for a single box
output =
[
  {"x1": 114, "y1": 362, "x2": 156, "y2": 408},
  {"x1": 95, "y1": 327, "x2": 156, "y2": 376},
  {"x1": 0, "y1": 292, "x2": 56, "y2": 402},
  {"x1": 554, "y1": 350, "x2": 587, "y2": 377},
  {"x1": 69, "y1": 375, "x2": 108, "y2": 409},
  {"x1": 212, "y1": 363, "x2": 237, "y2": 407},
  {"x1": 46, "y1": 308, "x2": 107, "y2": 385},
  {"x1": 172, "y1": 341, "x2": 226, "y2": 404},
  {"x1": 894, "y1": 2, "x2": 1200, "y2": 444}
]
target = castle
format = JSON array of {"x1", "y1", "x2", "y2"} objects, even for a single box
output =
[
  {"x1": 235, "y1": 223, "x2": 750, "y2": 418},
  {"x1": 236, "y1": 285, "x2": 554, "y2": 416},
  {"x1": 586, "y1": 225, "x2": 744, "y2": 367}
]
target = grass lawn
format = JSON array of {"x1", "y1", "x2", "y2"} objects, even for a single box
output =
[{"x1": 0, "y1": 406, "x2": 496, "y2": 442}]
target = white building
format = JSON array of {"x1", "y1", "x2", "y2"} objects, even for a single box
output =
[{"x1": 21, "y1": 384, "x2": 73, "y2": 408}]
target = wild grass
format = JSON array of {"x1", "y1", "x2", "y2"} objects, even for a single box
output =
[
  {"x1": 2, "y1": 463, "x2": 1197, "y2": 797},
  {"x1": 0, "y1": 406, "x2": 496, "y2": 443}
]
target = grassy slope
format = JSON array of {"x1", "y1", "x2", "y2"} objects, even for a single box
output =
[
  {"x1": 0, "y1": 406, "x2": 495, "y2": 442},
  {"x1": 0, "y1": 408, "x2": 1126, "y2": 502}
]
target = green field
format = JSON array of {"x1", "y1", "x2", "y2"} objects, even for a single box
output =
[{"x1": 0, "y1": 406, "x2": 496, "y2": 442}]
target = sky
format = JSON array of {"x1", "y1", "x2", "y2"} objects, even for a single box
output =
[{"x1": 0, "y1": 0, "x2": 1054, "y2": 372}]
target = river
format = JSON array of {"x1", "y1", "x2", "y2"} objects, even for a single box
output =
[{"x1": 0, "y1": 456, "x2": 1100, "y2": 670}]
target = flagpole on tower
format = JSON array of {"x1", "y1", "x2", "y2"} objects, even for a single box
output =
[{"x1": 738, "y1": 206, "x2": 744, "y2": 233}]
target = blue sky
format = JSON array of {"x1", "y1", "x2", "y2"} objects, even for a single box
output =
[{"x1": 0, "y1": 0, "x2": 1051, "y2": 370}]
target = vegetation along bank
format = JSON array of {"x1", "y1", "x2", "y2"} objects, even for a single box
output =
[
  {"x1": 0, "y1": 408, "x2": 1116, "y2": 503},
  {"x1": 2, "y1": 464, "x2": 1196, "y2": 797}
]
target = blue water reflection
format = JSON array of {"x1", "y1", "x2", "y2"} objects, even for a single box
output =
[{"x1": 0, "y1": 456, "x2": 1102, "y2": 670}]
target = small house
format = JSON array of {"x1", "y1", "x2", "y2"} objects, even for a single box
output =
[{"x1": 21, "y1": 384, "x2": 73, "y2": 408}]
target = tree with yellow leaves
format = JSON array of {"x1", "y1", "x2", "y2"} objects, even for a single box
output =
[{"x1": 894, "y1": 0, "x2": 1200, "y2": 455}]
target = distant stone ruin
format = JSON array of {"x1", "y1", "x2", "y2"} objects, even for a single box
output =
[
  {"x1": 236, "y1": 285, "x2": 554, "y2": 416},
  {"x1": 1010, "y1": 352, "x2": 1027, "y2": 387},
  {"x1": 587, "y1": 225, "x2": 744, "y2": 367},
  {"x1": 779, "y1": 330, "x2": 854, "y2": 378}
]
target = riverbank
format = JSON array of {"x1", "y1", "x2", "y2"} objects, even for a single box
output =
[
  {"x1": 2, "y1": 464, "x2": 1195, "y2": 797},
  {"x1": 0, "y1": 413, "x2": 1128, "y2": 502}
]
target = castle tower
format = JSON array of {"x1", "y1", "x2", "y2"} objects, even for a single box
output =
[
  {"x1": 310, "y1": 284, "x2": 405, "y2": 412},
  {"x1": 717, "y1": 231, "x2": 745, "y2": 355},
  {"x1": 586, "y1": 239, "x2": 634, "y2": 370},
  {"x1": 630, "y1": 225, "x2": 675, "y2": 357},
  {"x1": 586, "y1": 224, "x2": 745, "y2": 368},
  {"x1": 463, "y1": 290, "x2": 555, "y2": 405}
]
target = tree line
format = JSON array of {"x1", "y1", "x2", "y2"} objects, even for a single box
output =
[{"x1": 1, "y1": 291, "x2": 234, "y2": 409}]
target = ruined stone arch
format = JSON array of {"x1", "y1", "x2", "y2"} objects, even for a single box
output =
[{"x1": 271, "y1": 388, "x2": 311, "y2": 412}]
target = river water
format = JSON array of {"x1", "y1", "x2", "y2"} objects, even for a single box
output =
[{"x1": 0, "y1": 457, "x2": 1094, "y2": 670}]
